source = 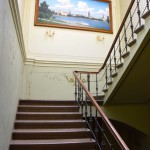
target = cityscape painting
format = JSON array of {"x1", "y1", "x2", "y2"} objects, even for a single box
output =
[{"x1": 34, "y1": 0, "x2": 113, "y2": 33}]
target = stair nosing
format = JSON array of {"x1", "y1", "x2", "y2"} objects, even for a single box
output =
[
  {"x1": 10, "y1": 138, "x2": 96, "y2": 145},
  {"x1": 17, "y1": 112, "x2": 81, "y2": 114},
  {"x1": 15, "y1": 119, "x2": 85, "y2": 123},
  {"x1": 18, "y1": 105, "x2": 79, "y2": 108},
  {"x1": 13, "y1": 128, "x2": 90, "y2": 133}
]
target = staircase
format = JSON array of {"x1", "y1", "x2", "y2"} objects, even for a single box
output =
[{"x1": 9, "y1": 100, "x2": 96, "y2": 150}]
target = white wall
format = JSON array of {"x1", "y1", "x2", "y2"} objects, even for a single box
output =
[
  {"x1": 21, "y1": 0, "x2": 123, "y2": 100},
  {"x1": 118, "y1": 0, "x2": 131, "y2": 21},
  {"x1": 23, "y1": 64, "x2": 100, "y2": 100},
  {"x1": 23, "y1": 0, "x2": 121, "y2": 64},
  {"x1": 0, "y1": 0, "x2": 24, "y2": 150}
]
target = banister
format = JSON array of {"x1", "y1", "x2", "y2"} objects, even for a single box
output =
[
  {"x1": 73, "y1": 0, "x2": 149, "y2": 148},
  {"x1": 75, "y1": 0, "x2": 136, "y2": 75},
  {"x1": 73, "y1": 71, "x2": 130, "y2": 150},
  {"x1": 98, "y1": 0, "x2": 136, "y2": 72}
]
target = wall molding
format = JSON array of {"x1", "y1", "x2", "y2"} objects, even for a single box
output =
[
  {"x1": 9, "y1": 0, "x2": 26, "y2": 62},
  {"x1": 8, "y1": 0, "x2": 102, "y2": 69},
  {"x1": 25, "y1": 58, "x2": 102, "y2": 69}
]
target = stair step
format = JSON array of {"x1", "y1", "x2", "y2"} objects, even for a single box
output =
[
  {"x1": 10, "y1": 100, "x2": 95, "y2": 150},
  {"x1": 107, "y1": 81, "x2": 113, "y2": 85},
  {"x1": 122, "y1": 51, "x2": 130, "y2": 59},
  {"x1": 127, "y1": 39, "x2": 136, "y2": 47},
  {"x1": 103, "y1": 88, "x2": 108, "y2": 93},
  {"x1": 10, "y1": 138, "x2": 96, "y2": 150},
  {"x1": 134, "y1": 25, "x2": 144, "y2": 34},
  {"x1": 15, "y1": 120, "x2": 86, "y2": 129},
  {"x1": 93, "y1": 95, "x2": 105, "y2": 100},
  {"x1": 12, "y1": 128, "x2": 91, "y2": 140},
  {"x1": 16, "y1": 112, "x2": 82, "y2": 120},
  {"x1": 116, "y1": 63, "x2": 123, "y2": 69},
  {"x1": 142, "y1": 10, "x2": 150, "y2": 19},
  {"x1": 93, "y1": 96, "x2": 104, "y2": 105},
  {"x1": 19, "y1": 100, "x2": 77, "y2": 106},
  {"x1": 18, "y1": 105, "x2": 79, "y2": 112},
  {"x1": 111, "y1": 72, "x2": 118, "y2": 78}
]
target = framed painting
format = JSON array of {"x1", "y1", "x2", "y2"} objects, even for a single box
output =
[{"x1": 34, "y1": 0, "x2": 113, "y2": 33}]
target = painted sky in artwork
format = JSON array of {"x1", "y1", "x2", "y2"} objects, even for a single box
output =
[{"x1": 39, "y1": 0, "x2": 109, "y2": 19}]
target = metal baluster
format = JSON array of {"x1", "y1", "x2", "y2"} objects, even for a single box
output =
[
  {"x1": 110, "y1": 144, "x2": 113, "y2": 150},
  {"x1": 105, "y1": 66, "x2": 108, "y2": 90},
  {"x1": 89, "y1": 106, "x2": 93, "y2": 131},
  {"x1": 118, "y1": 36, "x2": 122, "y2": 63},
  {"x1": 78, "y1": 74, "x2": 82, "y2": 108},
  {"x1": 101, "y1": 122, "x2": 106, "y2": 149},
  {"x1": 75, "y1": 78, "x2": 77, "y2": 101},
  {"x1": 85, "y1": 74, "x2": 89, "y2": 120},
  {"x1": 130, "y1": 12, "x2": 135, "y2": 40},
  {"x1": 95, "y1": 74, "x2": 98, "y2": 117},
  {"x1": 146, "y1": 0, "x2": 149, "y2": 11},
  {"x1": 79, "y1": 73, "x2": 83, "y2": 115},
  {"x1": 87, "y1": 74, "x2": 93, "y2": 130},
  {"x1": 87, "y1": 74, "x2": 90, "y2": 92},
  {"x1": 77, "y1": 81, "x2": 80, "y2": 108},
  {"x1": 75, "y1": 78, "x2": 80, "y2": 107},
  {"x1": 81, "y1": 86, "x2": 84, "y2": 116},
  {"x1": 85, "y1": 95, "x2": 88, "y2": 119},
  {"x1": 124, "y1": 24, "x2": 128, "y2": 53},
  {"x1": 114, "y1": 45, "x2": 117, "y2": 72},
  {"x1": 137, "y1": 0, "x2": 141, "y2": 27},
  {"x1": 109, "y1": 56, "x2": 112, "y2": 81},
  {"x1": 95, "y1": 117, "x2": 99, "y2": 150},
  {"x1": 96, "y1": 74, "x2": 98, "y2": 97}
]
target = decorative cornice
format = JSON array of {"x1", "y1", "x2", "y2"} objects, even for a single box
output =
[
  {"x1": 8, "y1": 0, "x2": 102, "y2": 69},
  {"x1": 25, "y1": 58, "x2": 102, "y2": 69}
]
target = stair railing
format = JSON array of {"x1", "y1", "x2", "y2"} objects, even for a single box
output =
[{"x1": 73, "y1": 0, "x2": 150, "y2": 149}]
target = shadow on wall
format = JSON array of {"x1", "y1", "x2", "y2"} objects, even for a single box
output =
[{"x1": 111, "y1": 120, "x2": 150, "y2": 150}]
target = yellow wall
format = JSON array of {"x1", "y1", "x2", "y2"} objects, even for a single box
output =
[{"x1": 102, "y1": 104, "x2": 150, "y2": 135}]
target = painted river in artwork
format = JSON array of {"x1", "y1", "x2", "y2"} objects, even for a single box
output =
[
  {"x1": 40, "y1": 15, "x2": 110, "y2": 30},
  {"x1": 54, "y1": 15, "x2": 110, "y2": 30}
]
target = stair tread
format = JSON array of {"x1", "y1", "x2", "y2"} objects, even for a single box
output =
[
  {"x1": 17, "y1": 112, "x2": 80, "y2": 114},
  {"x1": 20, "y1": 100, "x2": 75, "y2": 102},
  {"x1": 13, "y1": 128, "x2": 90, "y2": 132},
  {"x1": 111, "y1": 72, "x2": 118, "y2": 78},
  {"x1": 10, "y1": 138, "x2": 95, "y2": 144},
  {"x1": 11, "y1": 100, "x2": 95, "y2": 149},
  {"x1": 18, "y1": 105, "x2": 78, "y2": 108},
  {"x1": 15, "y1": 119, "x2": 85, "y2": 123},
  {"x1": 116, "y1": 62, "x2": 123, "y2": 68}
]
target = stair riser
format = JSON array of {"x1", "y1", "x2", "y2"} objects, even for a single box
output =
[
  {"x1": 16, "y1": 114, "x2": 82, "y2": 120},
  {"x1": 12, "y1": 131, "x2": 91, "y2": 140},
  {"x1": 10, "y1": 100, "x2": 95, "y2": 150},
  {"x1": 15, "y1": 122, "x2": 86, "y2": 129},
  {"x1": 10, "y1": 142, "x2": 95, "y2": 150},
  {"x1": 19, "y1": 101, "x2": 77, "y2": 106},
  {"x1": 18, "y1": 107, "x2": 79, "y2": 112}
]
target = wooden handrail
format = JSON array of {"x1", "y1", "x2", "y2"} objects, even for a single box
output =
[
  {"x1": 73, "y1": 71, "x2": 130, "y2": 150},
  {"x1": 75, "y1": 0, "x2": 136, "y2": 75},
  {"x1": 73, "y1": 1, "x2": 139, "y2": 149}
]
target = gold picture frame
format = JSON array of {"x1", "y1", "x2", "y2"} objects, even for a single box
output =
[{"x1": 34, "y1": 0, "x2": 113, "y2": 33}]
